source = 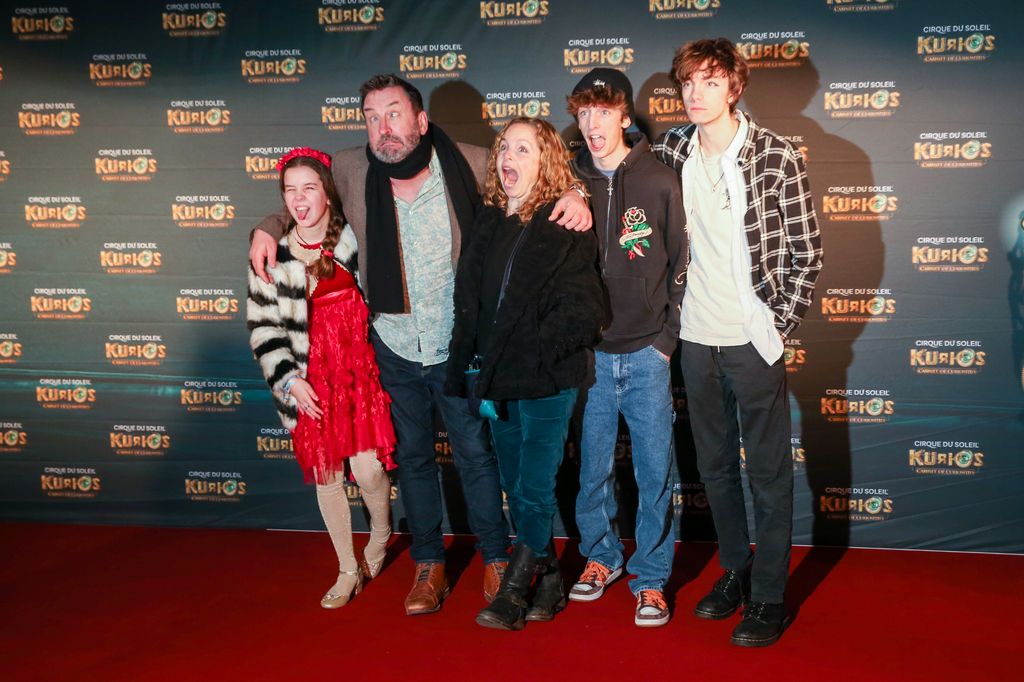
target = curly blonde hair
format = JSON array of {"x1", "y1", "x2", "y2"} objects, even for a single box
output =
[{"x1": 483, "y1": 117, "x2": 583, "y2": 223}]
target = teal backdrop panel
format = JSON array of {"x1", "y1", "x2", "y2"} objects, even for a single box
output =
[{"x1": 0, "y1": 0, "x2": 1021, "y2": 553}]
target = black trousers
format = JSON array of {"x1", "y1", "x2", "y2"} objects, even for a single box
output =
[{"x1": 679, "y1": 340, "x2": 792, "y2": 603}]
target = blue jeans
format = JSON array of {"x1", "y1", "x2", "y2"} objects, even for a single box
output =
[
  {"x1": 371, "y1": 330, "x2": 509, "y2": 564},
  {"x1": 489, "y1": 389, "x2": 578, "y2": 557},
  {"x1": 577, "y1": 346, "x2": 675, "y2": 593}
]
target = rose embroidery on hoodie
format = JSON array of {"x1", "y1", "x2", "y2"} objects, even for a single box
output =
[{"x1": 619, "y1": 206, "x2": 653, "y2": 259}]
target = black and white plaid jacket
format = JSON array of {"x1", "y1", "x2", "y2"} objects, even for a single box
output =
[{"x1": 653, "y1": 113, "x2": 823, "y2": 337}]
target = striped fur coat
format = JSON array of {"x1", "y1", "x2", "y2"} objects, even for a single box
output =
[{"x1": 246, "y1": 228, "x2": 358, "y2": 430}]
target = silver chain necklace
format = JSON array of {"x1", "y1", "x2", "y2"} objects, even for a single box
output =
[{"x1": 698, "y1": 145, "x2": 731, "y2": 210}]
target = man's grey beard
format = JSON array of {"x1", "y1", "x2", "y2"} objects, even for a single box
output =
[{"x1": 371, "y1": 132, "x2": 421, "y2": 163}]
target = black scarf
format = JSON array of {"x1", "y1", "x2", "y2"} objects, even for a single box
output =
[{"x1": 365, "y1": 123, "x2": 479, "y2": 313}]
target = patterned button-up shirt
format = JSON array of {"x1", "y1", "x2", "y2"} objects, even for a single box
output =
[
  {"x1": 653, "y1": 111, "x2": 823, "y2": 342},
  {"x1": 372, "y1": 151, "x2": 456, "y2": 366}
]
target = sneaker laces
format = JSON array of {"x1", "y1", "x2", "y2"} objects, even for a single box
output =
[
  {"x1": 638, "y1": 590, "x2": 667, "y2": 612},
  {"x1": 579, "y1": 561, "x2": 611, "y2": 584}
]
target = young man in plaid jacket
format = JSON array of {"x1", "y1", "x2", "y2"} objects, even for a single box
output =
[{"x1": 652, "y1": 38, "x2": 823, "y2": 647}]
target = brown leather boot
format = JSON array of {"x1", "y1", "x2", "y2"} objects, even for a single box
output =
[
  {"x1": 404, "y1": 562, "x2": 450, "y2": 616},
  {"x1": 483, "y1": 560, "x2": 509, "y2": 603}
]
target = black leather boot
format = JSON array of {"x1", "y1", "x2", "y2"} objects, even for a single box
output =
[
  {"x1": 693, "y1": 569, "x2": 750, "y2": 620},
  {"x1": 476, "y1": 543, "x2": 539, "y2": 631},
  {"x1": 731, "y1": 602, "x2": 789, "y2": 647},
  {"x1": 525, "y1": 543, "x2": 565, "y2": 622}
]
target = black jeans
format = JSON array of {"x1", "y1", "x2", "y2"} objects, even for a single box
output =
[
  {"x1": 679, "y1": 341, "x2": 792, "y2": 603},
  {"x1": 371, "y1": 329, "x2": 509, "y2": 564}
]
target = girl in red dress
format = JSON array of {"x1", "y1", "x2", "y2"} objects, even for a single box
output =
[{"x1": 247, "y1": 147, "x2": 396, "y2": 609}]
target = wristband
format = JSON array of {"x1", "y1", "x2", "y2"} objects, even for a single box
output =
[
  {"x1": 282, "y1": 375, "x2": 298, "y2": 397},
  {"x1": 569, "y1": 183, "x2": 586, "y2": 200}
]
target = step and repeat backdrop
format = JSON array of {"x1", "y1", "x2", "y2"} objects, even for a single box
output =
[{"x1": 0, "y1": 0, "x2": 1021, "y2": 554}]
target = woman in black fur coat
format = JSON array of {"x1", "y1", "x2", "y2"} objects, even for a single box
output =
[{"x1": 446, "y1": 117, "x2": 605, "y2": 630}]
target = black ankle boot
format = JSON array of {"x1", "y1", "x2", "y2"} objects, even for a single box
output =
[
  {"x1": 694, "y1": 569, "x2": 750, "y2": 620},
  {"x1": 731, "y1": 602, "x2": 789, "y2": 647},
  {"x1": 476, "y1": 543, "x2": 539, "y2": 631},
  {"x1": 525, "y1": 544, "x2": 565, "y2": 622}
]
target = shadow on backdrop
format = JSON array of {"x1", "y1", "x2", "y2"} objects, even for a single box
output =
[
  {"x1": 428, "y1": 80, "x2": 497, "y2": 149},
  {"x1": 1008, "y1": 221, "x2": 1024, "y2": 413},
  {"x1": 745, "y1": 58, "x2": 883, "y2": 615}
]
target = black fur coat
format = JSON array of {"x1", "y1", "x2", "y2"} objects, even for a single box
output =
[{"x1": 446, "y1": 202, "x2": 606, "y2": 401}]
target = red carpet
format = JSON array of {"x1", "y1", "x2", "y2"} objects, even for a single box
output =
[{"x1": 1, "y1": 523, "x2": 1018, "y2": 681}]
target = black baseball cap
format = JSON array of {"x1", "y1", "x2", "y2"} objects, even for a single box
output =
[{"x1": 571, "y1": 67, "x2": 636, "y2": 123}]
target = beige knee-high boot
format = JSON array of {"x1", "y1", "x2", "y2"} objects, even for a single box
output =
[
  {"x1": 350, "y1": 450, "x2": 392, "y2": 578},
  {"x1": 315, "y1": 474, "x2": 362, "y2": 608}
]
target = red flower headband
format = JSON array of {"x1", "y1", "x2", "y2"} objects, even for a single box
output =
[{"x1": 276, "y1": 147, "x2": 332, "y2": 171}]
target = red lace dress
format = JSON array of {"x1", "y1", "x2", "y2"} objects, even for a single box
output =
[{"x1": 292, "y1": 265, "x2": 397, "y2": 483}]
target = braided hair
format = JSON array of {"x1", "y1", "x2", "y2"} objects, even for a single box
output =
[{"x1": 278, "y1": 155, "x2": 345, "y2": 279}]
